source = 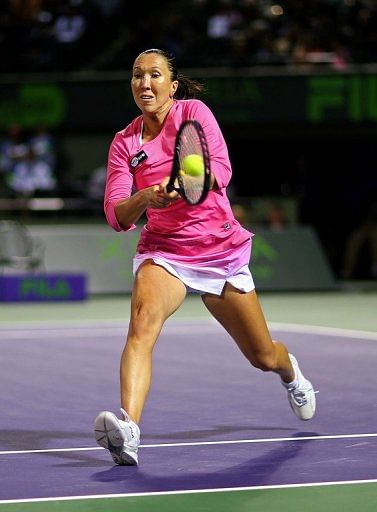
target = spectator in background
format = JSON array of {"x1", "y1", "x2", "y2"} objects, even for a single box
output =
[
  {"x1": 0, "y1": 124, "x2": 29, "y2": 182},
  {"x1": 1, "y1": 0, "x2": 377, "y2": 72},
  {"x1": 0, "y1": 123, "x2": 57, "y2": 198},
  {"x1": 29, "y1": 124, "x2": 56, "y2": 169},
  {"x1": 207, "y1": 4, "x2": 242, "y2": 40},
  {"x1": 52, "y1": 2, "x2": 88, "y2": 69},
  {"x1": 7, "y1": 145, "x2": 56, "y2": 198},
  {"x1": 206, "y1": 3, "x2": 243, "y2": 62},
  {"x1": 264, "y1": 202, "x2": 287, "y2": 231}
]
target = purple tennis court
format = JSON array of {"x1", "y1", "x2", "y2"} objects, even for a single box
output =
[{"x1": 1, "y1": 317, "x2": 377, "y2": 504}]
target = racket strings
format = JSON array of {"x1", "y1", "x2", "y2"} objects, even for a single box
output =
[
  {"x1": 178, "y1": 125, "x2": 201, "y2": 162},
  {"x1": 178, "y1": 124, "x2": 207, "y2": 204}
]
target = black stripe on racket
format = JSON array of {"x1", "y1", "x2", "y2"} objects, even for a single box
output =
[{"x1": 167, "y1": 120, "x2": 211, "y2": 205}]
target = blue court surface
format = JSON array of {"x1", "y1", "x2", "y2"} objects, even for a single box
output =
[{"x1": 0, "y1": 291, "x2": 376, "y2": 511}]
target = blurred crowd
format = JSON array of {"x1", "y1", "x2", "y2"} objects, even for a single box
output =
[
  {"x1": 0, "y1": 123, "x2": 57, "y2": 197},
  {"x1": 0, "y1": 0, "x2": 377, "y2": 73}
]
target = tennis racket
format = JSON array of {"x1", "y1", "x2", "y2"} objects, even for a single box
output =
[{"x1": 166, "y1": 120, "x2": 211, "y2": 205}]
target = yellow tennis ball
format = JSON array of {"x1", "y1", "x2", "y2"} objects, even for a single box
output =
[{"x1": 182, "y1": 154, "x2": 204, "y2": 177}]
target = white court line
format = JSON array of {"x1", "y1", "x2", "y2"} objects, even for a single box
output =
[
  {"x1": 1, "y1": 320, "x2": 376, "y2": 504},
  {"x1": 0, "y1": 318, "x2": 216, "y2": 338},
  {"x1": 268, "y1": 322, "x2": 377, "y2": 340},
  {"x1": 0, "y1": 317, "x2": 214, "y2": 331},
  {"x1": 0, "y1": 319, "x2": 376, "y2": 340},
  {"x1": 1, "y1": 479, "x2": 377, "y2": 504},
  {"x1": 1, "y1": 432, "x2": 377, "y2": 456}
]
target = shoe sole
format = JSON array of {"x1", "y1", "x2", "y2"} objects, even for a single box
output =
[
  {"x1": 120, "y1": 451, "x2": 138, "y2": 466},
  {"x1": 94, "y1": 411, "x2": 125, "y2": 448},
  {"x1": 94, "y1": 411, "x2": 138, "y2": 466}
]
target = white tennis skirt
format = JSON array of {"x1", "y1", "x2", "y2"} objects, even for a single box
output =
[{"x1": 133, "y1": 253, "x2": 255, "y2": 295}]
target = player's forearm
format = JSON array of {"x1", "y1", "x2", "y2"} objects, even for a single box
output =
[{"x1": 114, "y1": 189, "x2": 150, "y2": 230}]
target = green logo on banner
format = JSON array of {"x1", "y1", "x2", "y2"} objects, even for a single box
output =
[
  {"x1": 252, "y1": 235, "x2": 278, "y2": 280},
  {"x1": 96, "y1": 235, "x2": 138, "y2": 281},
  {"x1": 19, "y1": 278, "x2": 71, "y2": 298},
  {"x1": 0, "y1": 84, "x2": 67, "y2": 129},
  {"x1": 307, "y1": 75, "x2": 377, "y2": 122}
]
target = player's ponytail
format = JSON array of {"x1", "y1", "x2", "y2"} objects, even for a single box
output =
[
  {"x1": 138, "y1": 48, "x2": 204, "y2": 99},
  {"x1": 175, "y1": 74, "x2": 203, "y2": 99}
]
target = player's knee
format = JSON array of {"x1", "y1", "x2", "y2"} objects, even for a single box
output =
[{"x1": 129, "y1": 301, "x2": 164, "y2": 338}]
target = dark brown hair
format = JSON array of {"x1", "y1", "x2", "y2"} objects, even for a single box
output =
[{"x1": 137, "y1": 49, "x2": 203, "y2": 99}]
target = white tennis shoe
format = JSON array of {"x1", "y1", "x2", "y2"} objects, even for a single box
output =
[
  {"x1": 94, "y1": 409, "x2": 140, "y2": 465},
  {"x1": 283, "y1": 354, "x2": 316, "y2": 421}
]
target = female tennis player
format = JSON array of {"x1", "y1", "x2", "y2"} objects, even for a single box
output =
[{"x1": 94, "y1": 48, "x2": 316, "y2": 466}]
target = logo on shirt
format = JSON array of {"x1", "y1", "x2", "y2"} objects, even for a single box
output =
[{"x1": 130, "y1": 150, "x2": 148, "y2": 169}]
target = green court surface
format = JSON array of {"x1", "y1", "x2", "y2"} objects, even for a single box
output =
[
  {"x1": 0, "y1": 290, "x2": 376, "y2": 332},
  {"x1": 1, "y1": 482, "x2": 377, "y2": 512}
]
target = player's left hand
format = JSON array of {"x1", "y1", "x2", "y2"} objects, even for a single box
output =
[{"x1": 159, "y1": 176, "x2": 180, "y2": 202}]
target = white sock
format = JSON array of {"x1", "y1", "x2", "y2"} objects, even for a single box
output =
[
  {"x1": 283, "y1": 352, "x2": 307, "y2": 389},
  {"x1": 282, "y1": 377, "x2": 299, "y2": 389}
]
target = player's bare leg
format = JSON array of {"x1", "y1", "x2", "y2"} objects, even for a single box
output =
[
  {"x1": 202, "y1": 284, "x2": 294, "y2": 380},
  {"x1": 121, "y1": 261, "x2": 187, "y2": 424},
  {"x1": 202, "y1": 284, "x2": 316, "y2": 420},
  {"x1": 94, "y1": 261, "x2": 186, "y2": 465}
]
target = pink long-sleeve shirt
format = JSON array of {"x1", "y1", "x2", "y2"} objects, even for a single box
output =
[{"x1": 104, "y1": 99, "x2": 251, "y2": 263}]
